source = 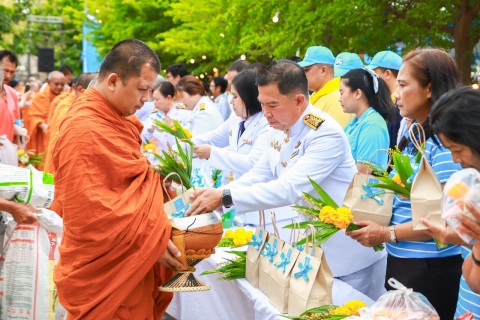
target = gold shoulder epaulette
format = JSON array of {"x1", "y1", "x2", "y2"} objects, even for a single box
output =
[
  {"x1": 199, "y1": 103, "x2": 205, "y2": 111},
  {"x1": 303, "y1": 113, "x2": 325, "y2": 130},
  {"x1": 151, "y1": 108, "x2": 158, "y2": 114},
  {"x1": 176, "y1": 104, "x2": 186, "y2": 109}
]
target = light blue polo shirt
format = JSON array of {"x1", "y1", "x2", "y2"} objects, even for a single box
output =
[
  {"x1": 455, "y1": 247, "x2": 480, "y2": 319},
  {"x1": 387, "y1": 137, "x2": 462, "y2": 258},
  {"x1": 344, "y1": 107, "x2": 390, "y2": 168}
]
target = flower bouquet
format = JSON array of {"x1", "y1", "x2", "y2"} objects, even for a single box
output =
[
  {"x1": 200, "y1": 250, "x2": 246, "y2": 280},
  {"x1": 284, "y1": 177, "x2": 384, "y2": 252},
  {"x1": 153, "y1": 118, "x2": 194, "y2": 147},
  {"x1": 217, "y1": 228, "x2": 254, "y2": 247},
  {"x1": 152, "y1": 138, "x2": 193, "y2": 189},
  {"x1": 17, "y1": 149, "x2": 44, "y2": 167},
  {"x1": 281, "y1": 300, "x2": 367, "y2": 320}
]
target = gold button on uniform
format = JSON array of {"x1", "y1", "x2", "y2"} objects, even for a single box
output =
[{"x1": 281, "y1": 161, "x2": 287, "y2": 168}]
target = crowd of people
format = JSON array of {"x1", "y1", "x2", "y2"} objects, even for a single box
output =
[{"x1": 1, "y1": 40, "x2": 480, "y2": 320}]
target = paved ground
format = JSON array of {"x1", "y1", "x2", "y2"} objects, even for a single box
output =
[{"x1": 162, "y1": 313, "x2": 176, "y2": 320}]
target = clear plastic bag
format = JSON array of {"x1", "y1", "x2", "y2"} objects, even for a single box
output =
[
  {"x1": 343, "y1": 278, "x2": 439, "y2": 320},
  {"x1": 442, "y1": 168, "x2": 480, "y2": 245}
]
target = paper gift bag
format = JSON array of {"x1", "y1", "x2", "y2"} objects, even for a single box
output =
[
  {"x1": 343, "y1": 149, "x2": 393, "y2": 226},
  {"x1": 246, "y1": 210, "x2": 269, "y2": 288},
  {"x1": 269, "y1": 219, "x2": 303, "y2": 313},
  {"x1": 162, "y1": 172, "x2": 195, "y2": 219},
  {"x1": 258, "y1": 212, "x2": 285, "y2": 296},
  {"x1": 409, "y1": 124, "x2": 445, "y2": 230},
  {"x1": 288, "y1": 225, "x2": 333, "y2": 317}
]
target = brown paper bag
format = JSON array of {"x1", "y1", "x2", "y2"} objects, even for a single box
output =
[
  {"x1": 409, "y1": 124, "x2": 445, "y2": 230},
  {"x1": 258, "y1": 212, "x2": 285, "y2": 296},
  {"x1": 343, "y1": 149, "x2": 393, "y2": 226},
  {"x1": 288, "y1": 225, "x2": 333, "y2": 317},
  {"x1": 269, "y1": 219, "x2": 303, "y2": 313},
  {"x1": 245, "y1": 210, "x2": 269, "y2": 288},
  {"x1": 162, "y1": 172, "x2": 195, "y2": 219}
]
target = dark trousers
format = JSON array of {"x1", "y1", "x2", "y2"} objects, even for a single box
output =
[{"x1": 386, "y1": 254, "x2": 463, "y2": 320}]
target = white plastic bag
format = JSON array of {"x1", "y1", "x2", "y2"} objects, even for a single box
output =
[
  {"x1": 0, "y1": 136, "x2": 18, "y2": 167},
  {"x1": 442, "y1": 168, "x2": 480, "y2": 245},
  {"x1": 0, "y1": 164, "x2": 54, "y2": 208},
  {"x1": 0, "y1": 208, "x2": 63, "y2": 320}
]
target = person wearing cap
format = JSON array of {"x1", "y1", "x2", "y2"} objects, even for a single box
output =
[
  {"x1": 298, "y1": 46, "x2": 354, "y2": 128},
  {"x1": 368, "y1": 51, "x2": 405, "y2": 149},
  {"x1": 334, "y1": 52, "x2": 364, "y2": 77}
]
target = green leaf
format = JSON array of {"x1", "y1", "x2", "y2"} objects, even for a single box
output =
[{"x1": 308, "y1": 176, "x2": 338, "y2": 208}]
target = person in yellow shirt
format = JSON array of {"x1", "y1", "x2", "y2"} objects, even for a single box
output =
[{"x1": 298, "y1": 46, "x2": 354, "y2": 128}]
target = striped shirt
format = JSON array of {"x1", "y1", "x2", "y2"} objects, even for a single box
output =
[
  {"x1": 386, "y1": 137, "x2": 462, "y2": 258},
  {"x1": 455, "y1": 247, "x2": 480, "y2": 319}
]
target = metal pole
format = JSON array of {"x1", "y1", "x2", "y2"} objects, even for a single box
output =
[
  {"x1": 27, "y1": 19, "x2": 31, "y2": 78},
  {"x1": 60, "y1": 22, "x2": 63, "y2": 65}
]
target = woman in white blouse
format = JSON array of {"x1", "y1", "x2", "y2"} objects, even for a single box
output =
[{"x1": 192, "y1": 69, "x2": 270, "y2": 181}]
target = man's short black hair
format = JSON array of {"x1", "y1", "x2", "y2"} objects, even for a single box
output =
[
  {"x1": 0, "y1": 50, "x2": 18, "y2": 67},
  {"x1": 256, "y1": 59, "x2": 308, "y2": 96},
  {"x1": 98, "y1": 39, "x2": 160, "y2": 83},
  {"x1": 228, "y1": 60, "x2": 252, "y2": 73},
  {"x1": 59, "y1": 65, "x2": 73, "y2": 75},
  {"x1": 212, "y1": 76, "x2": 228, "y2": 93},
  {"x1": 166, "y1": 63, "x2": 189, "y2": 78}
]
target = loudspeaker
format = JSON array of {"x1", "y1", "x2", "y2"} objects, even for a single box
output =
[{"x1": 38, "y1": 47, "x2": 55, "y2": 72}]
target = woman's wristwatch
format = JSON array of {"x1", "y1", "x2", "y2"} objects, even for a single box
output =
[{"x1": 389, "y1": 226, "x2": 398, "y2": 243}]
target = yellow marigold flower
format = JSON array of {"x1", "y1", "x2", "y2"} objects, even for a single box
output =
[
  {"x1": 183, "y1": 128, "x2": 193, "y2": 139},
  {"x1": 245, "y1": 231, "x2": 254, "y2": 241},
  {"x1": 144, "y1": 143, "x2": 155, "y2": 152},
  {"x1": 235, "y1": 228, "x2": 245, "y2": 234},
  {"x1": 17, "y1": 150, "x2": 25, "y2": 156},
  {"x1": 330, "y1": 300, "x2": 366, "y2": 316},
  {"x1": 224, "y1": 230, "x2": 234, "y2": 239},
  {"x1": 233, "y1": 235, "x2": 247, "y2": 246},
  {"x1": 392, "y1": 174, "x2": 405, "y2": 187},
  {"x1": 319, "y1": 206, "x2": 352, "y2": 229}
]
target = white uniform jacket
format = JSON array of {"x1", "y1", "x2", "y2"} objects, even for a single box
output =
[
  {"x1": 223, "y1": 104, "x2": 386, "y2": 277},
  {"x1": 192, "y1": 112, "x2": 269, "y2": 180},
  {"x1": 185, "y1": 96, "x2": 224, "y2": 135},
  {"x1": 213, "y1": 93, "x2": 232, "y2": 121}
]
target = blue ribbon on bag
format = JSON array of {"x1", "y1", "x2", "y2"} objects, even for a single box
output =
[
  {"x1": 190, "y1": 168, "x2": 205, "y2": 188},
  {"x1": 172, "y1": 203, "x2": 191, "y2": 218},
  {"x1": 213, "y1": 174, "x2": 222, "y2": 188},
  {"x1": 294, "y1": 256, "x2": 312, "y2": 281},
  {"x1": 247, "y1": 230, "x2": 263, "y2": 250},
  {"x1": 291, "y1": 241, "x2": 305, "y2": 252},
  {"x1": 261, "y1": 238, "x2": 278, "y2": 262},
  {"x1": 274, "y1": 248, "x2": 292, "y2": 273},
  {"x1": 361, "y1": 184, "x2": 385, "y2": 205}
]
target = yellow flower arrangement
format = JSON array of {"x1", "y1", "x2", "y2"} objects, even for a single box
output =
[
  {"x1": 286, "y1": 177, "x2": 384, "y2": 252},
  {"x1": 319, "y1": 206, "x2": 354, "y2": 229},
  {"x1": 218, "y1": 228, "x2": 253, "y2": 247},
  {"x1": 17, "y1": 149, "x2": 44, "y2": 167},
  {"x1": 392, "y1": 174, "x2": 405, "y2": 188},
  {"x1": 283, "y1": 300, "x2": 366, "y2": 320},
  {"x1": 153, "y1": 119, "x2": 194, "y2": 146}
]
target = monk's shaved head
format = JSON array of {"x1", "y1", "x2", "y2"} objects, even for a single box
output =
[
  {"x1": 48, "y1": 71, "x2": 66, "y2": 95},
  {"x1": 48, "y1": 71, "x2": 65, "y2": 81},
  {"x1": 98, "y1": 39, "x2": 160, "y2": 83},
  {"x1": 75, "y1": 72, "x2": 98, "y2": 92}
]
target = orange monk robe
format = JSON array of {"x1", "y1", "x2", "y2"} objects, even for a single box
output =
[
  {"x1": 48, "y1": 90, "x2": 70, "y2": 124},
  {"x1": 52, "y1": 88, "x2": 174, "y2": 320},
  {"x1": 43, "y1": 92, "x2": 76, "y2": 175},
  {"x1": 25, "y1": 86, "x2": 58, "y2": 170}
]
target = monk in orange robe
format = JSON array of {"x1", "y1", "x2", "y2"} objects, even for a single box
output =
[
  {"x1": 43, "y1": 73, "x2": 97, "y2": 175},
  {"x1": 52, "y1": 39, "x2": 182, "y2": 320},
  {"x1": 25, "y1": 71, "x2": 65, "y2": 170}
]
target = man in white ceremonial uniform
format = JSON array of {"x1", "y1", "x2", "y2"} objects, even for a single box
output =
[
  {"x1": 210, "y1": 76, "x2": 231, "y2": 121},
  {"x1": 186, "y1": 60, "x2": 387, "y2": 300}
]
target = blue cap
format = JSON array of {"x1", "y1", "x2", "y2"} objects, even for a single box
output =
[
  {"x1": 298, "y1": 46, "x2": 335, "y2": 68},
  {"x1": 334, "y1": 52, "x2": 364, "y2": 77},
  {"x1": 368, "y1": 51, "x2": 402, "y2": 71}
]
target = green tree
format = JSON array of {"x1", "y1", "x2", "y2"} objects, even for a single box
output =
[
  {"x1": 85, "y1": 0, "x2": 178, "y2": 71},
  {"x1": 160, "y1": 0, "x2": 480, "y2": 83},
  {"x1": 0, "y1": 5, "x2": 13, "y2": 42},
  {"x1": 5, "y1": 0, "x2": 85, "y2": 74}
]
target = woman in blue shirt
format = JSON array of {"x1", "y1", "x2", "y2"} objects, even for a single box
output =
[
  {"x1": 427, "y1": 86, "x2": 480, "y2": 318},
  {"x1": 346, "y1": 48, "x2": 462, "y2": 320},
  {"x1": 339, "y1": 67, "x2": 395, "y2": 172}
]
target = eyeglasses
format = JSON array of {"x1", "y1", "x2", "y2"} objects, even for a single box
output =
[{"x1": 52, "y1": 82, "x2": 64, "y2": 87}]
